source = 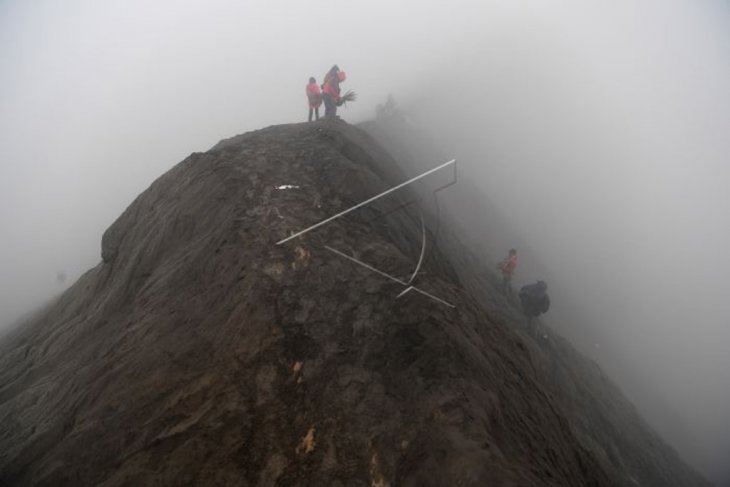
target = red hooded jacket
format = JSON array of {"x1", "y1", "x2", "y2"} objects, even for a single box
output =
[
  {"x1": 323, "y1": 69, "x2": 344, "y2": 103},
  {"x1": 501, "y1": 255, "x2": 518, "y2": 276},
  {"x1": 306, "y1": 82, "x2": 322, "y2": 108}
]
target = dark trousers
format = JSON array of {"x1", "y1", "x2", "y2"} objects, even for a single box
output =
[
  {"x1": 501, "y1": 274, "x2": 512, "y2": 295},
  {"x1": 323, "y1": 94, "x2": 337, "y2": 117},
  {"x1": 308, "y1": 106, "x2": 319, "y2": 122}
]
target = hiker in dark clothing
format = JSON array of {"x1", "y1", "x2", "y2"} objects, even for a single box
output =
[{"x1": 519, "y1": 281, "x2": 550, "y2": 334}]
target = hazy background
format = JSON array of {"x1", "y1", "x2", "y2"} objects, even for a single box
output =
[{"x1": 1, "y1": 0, "x2": 728, "y2": 484}]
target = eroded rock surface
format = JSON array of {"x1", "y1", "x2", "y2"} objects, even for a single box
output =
[{"x1": 0, "y1": 119, "x2": 710, "y2": 486}]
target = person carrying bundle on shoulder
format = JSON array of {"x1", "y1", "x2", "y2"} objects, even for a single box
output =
[
  {"x1": 519, "y1": 280, "x2": 551, "y2": 335},
  {"x1": 322, "y1": 64, "x2": 355, "y2": 117}
]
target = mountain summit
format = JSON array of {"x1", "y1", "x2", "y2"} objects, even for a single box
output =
[{"x1": 0, "y1": 119, "x2": 711, "y2": 486}]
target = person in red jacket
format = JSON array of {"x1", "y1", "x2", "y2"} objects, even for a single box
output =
[
  {"x1": 499, "y1": 248, "x2": 518, "y2": 295},
  {"x1": 322, "y1": 64, "x2": 346, "y2": 118},
  {"x1": 306, "y1": 77, "x2": 322, "y2": 122}
]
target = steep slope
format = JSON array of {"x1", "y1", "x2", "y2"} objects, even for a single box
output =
[
  {"x1": 361, "y1": 113, "x2": 713, "y2": 487},
  {"x1": 0, "y1": 119, "x2": 708, "y2": 486}
]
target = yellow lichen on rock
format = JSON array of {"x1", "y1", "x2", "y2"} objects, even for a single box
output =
[
  {"x1": 369, "y1": 450, "x2": 390, "y2": 487},
  {"x1": 291, "y1": 361, "x2": 303, "y2": 375},
  {"x1": 296, "y1": 426, "x2": 316, "y2": 455},
  {"x1": 292, "y1": 246, "x2": 310, "y2": 270}
]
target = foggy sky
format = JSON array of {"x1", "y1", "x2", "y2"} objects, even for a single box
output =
[{"x1": 1, "y1": 0, "x2": 729, "y2": 484}]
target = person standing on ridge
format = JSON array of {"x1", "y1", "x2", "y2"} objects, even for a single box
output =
[
  {"x1": 322, "y1": 64, "x2": 346, "y2": 117},
  {"x1": 498, "y1": 248, "x2": 518, "y2": 295},
  {"x1": 306, "y1": 77, "x2": 322, "y2": 122}
]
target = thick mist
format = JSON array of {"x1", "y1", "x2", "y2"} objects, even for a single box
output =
[
  {"x1": 1, "y1": 0, "x2": 728, "y2": 484},
  {"x1": 396, "y1": 3, "x2": 730, "y2": 483}
]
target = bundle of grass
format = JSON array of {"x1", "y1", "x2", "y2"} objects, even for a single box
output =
[{"x1": 338, "y1": 90, "x2": 357, "y2": 106}]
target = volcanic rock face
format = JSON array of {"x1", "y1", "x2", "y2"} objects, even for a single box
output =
[{"x1": 0, "y1": 119, "x2": 710, "y2": 486}]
